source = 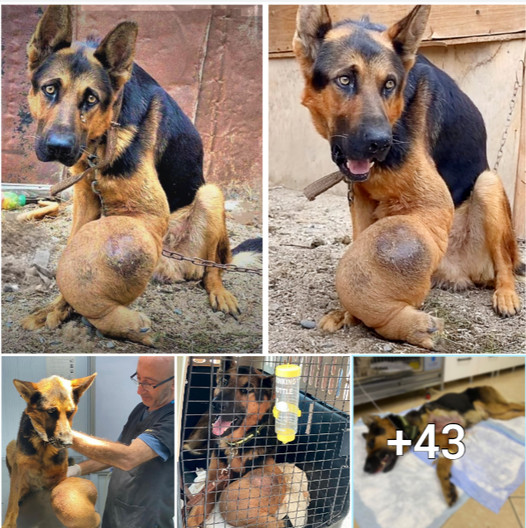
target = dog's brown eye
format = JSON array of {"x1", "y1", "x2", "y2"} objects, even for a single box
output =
[
  {"x1": 47, "y1": 408, "x2": 58, "y2": 416},
  {"x1": 384, "y1": 79, "x2": 396, "y2": 91},
  {"x1": 338, "y1": 76, "x2": 351, "y2": 86},
  {"x1": 87, "y1": 94, "x2": 97, "y2": 104},
  {"x1": 43, "y1": 85, "x2": 56, "y2": 95}
]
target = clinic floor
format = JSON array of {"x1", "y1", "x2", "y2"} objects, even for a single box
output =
[{"x1": 353, "y1": 367, "x2": 526, "y2": 528}]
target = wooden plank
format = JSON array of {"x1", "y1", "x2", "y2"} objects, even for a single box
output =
[{"x1": 270, "y1": 5, "x2": 526, "y2": 56}]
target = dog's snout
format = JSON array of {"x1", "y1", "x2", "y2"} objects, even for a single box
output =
[
  {"x1": 211, "y1": 399, "x2": 223, "y2": 414},
  {"x1": 365, "y1": 130, "x2": 391, "y2": 157},
  {"x1": 364, "y1": 457, "x2": 376, "y2": 473},
  {"x1": 47, "y1": 132, "x2": 76, "y2": 158}
]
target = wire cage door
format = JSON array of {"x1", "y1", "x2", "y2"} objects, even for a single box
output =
[{"x1": 180, "y1": 356, "x2": 350, "y2": 528}]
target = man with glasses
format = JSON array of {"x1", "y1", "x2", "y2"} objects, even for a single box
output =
[{"x1": 66, "y1": 356, "x2": 174, "y2": 528}]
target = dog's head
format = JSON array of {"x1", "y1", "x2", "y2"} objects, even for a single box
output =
[
  {"x1": 27, "y1": 5, "x2": 137, "y2": 166},
  {"x1": 211, "y1": 359, "x2": 274, "y2": 441},
  {"x1": 361, "y1": 414, "x2": 403, "y2": 474},
  {"x1": 293, "y1": 5, "x2": 430, "y2": 182},
  {"x1": 14, "y1": 374, "x2": 97, "y2": 447}
]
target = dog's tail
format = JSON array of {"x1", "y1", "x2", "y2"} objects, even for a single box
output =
[{"x1": 231, "y1": 237, "x2": 262, "y2": 269}]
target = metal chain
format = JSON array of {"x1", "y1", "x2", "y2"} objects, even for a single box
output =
[
  {"x1": 161, "y1": 248, "x2": 262, "y2": 275},
  {"x1": 89, "y1": 158, "x2": 260, "y2": 276},
  {"x1": 493, "y1": 63, "x2": 523, "y2": 171}
]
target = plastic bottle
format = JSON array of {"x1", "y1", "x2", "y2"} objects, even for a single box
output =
[
  {"x1": 2, "y1": 192, "x2": 26, "y2": 210},
  {"x1": 273, "y1": 364, "x2": 302, "y2": 444}
]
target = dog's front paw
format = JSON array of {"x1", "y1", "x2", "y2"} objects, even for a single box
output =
[
  {"x1": 411, "y1": 314, "x2": 444, "y2": 350},
  {"x1": 319, "y1": 309, "x2": 358, "y2": 332},
  {"x1": 493, "y1": 288, "x2": 520, "y2": 317},
  {"x1": 209, "y1": 288, "x2": 240, "y2": 318}
]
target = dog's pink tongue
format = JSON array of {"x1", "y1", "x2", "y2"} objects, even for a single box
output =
[
  {"x1": 347, "y1": 159, "x2": 372, "y2": 175},
  {"x1": 212, "y1": 417, "x2": 232, "y2": 436}
]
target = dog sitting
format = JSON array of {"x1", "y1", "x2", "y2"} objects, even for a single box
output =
[
  {"x1": 293, "y1": 6, "x2": 521, "y2": 349},
  {"x1": 3, "y1": 374, "x2": 98, "y2": 528},
  {"x1": 361, "y1": 386, "x2": 525, "y2": 506},
  {"x1": 21, "y1": 6, "x2": 258, "y2": 346}
]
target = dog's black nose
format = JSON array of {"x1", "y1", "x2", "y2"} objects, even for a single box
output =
[
  {"x1": 364, "y1": 458, "x2": 377, "y2": 473},
  {"x1": 365, "y1": 131, "x2": 391, "y2": 157},
  {"x1": 46, "y1": 132, "x2": 76, "y2": 161},
  {"x1": 211, "y1": 399, "x2": 223, "y2": 414}
]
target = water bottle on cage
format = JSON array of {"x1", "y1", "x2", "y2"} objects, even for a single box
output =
[{"x1": 273, "y1": 364, "x2": 302, "y2": 444}]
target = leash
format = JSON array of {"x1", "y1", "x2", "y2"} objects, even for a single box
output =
[
  {"x1": 50, "y1": 91, "x2": 124, "y2": 196},
  {"x1": 303, "y1": 170, "x2": 354, "y2": 205}
]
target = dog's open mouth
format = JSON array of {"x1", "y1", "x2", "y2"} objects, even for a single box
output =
[
  {"x1": 331, "y1": 145, "x2": 375, "y2": 182},
  {"x1": 212, "y1": 415, "x2": 241, "y2": 437},
  {"x1": 344, "y1": 159, "x2": 375, "y2": 182}
]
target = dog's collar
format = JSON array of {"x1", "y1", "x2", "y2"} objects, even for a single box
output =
[
  {"x1": 390, "y1": 414, "x2": 420, "y2": 442},
  {"x1": 224, "y1": 423, "x2": 267, "y2": 447}
]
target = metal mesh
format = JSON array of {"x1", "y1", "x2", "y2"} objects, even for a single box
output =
[{"x1": 180, "y1": 356, "x2": 350, "y2": 528}]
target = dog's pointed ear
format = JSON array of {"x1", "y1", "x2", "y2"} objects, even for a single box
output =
[
  {"x1": 13, "y1": 379, "x2": 39, "y2": 404},
  {"x1": 386, "y1": 5, "x2": 430, "y2": 70},
  {"x1": 94, "y1": 21, "x2": 138, "y2": 90},
  {"x1": 293, "y1": 5, "x2": 332, "y2": 73},
  {"x1": 220, "y1": 357, "x2": 236, "y2": 374},
  {"x1": 27, "y1": 5, "x2": 73, "y2": 72},
  {"x1": 70, "y1": 373, "x2": 97, "y2": 403},
  {"x1": 262, "y1": 373, "x2": 274, "y2": 389},
  {"x1": 362, "y1": 414, "x2": 379, "y2": 428}
]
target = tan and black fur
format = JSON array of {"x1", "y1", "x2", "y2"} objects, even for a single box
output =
[
  {"x1": 3, "y1": 374, "x2": 98, "y2": 528},
  {"x1": 294, "y1": 6, "x2": 521, "y2": 349},
  {"x1": 185, "y1": 360, "x2": 287, "y2": 528},
  {"x1": 22, "y1": 6, "x2": 251, "y2": 347},
  {"x1": 362, "y1": 386, "x2": 525, "y2": 506}
]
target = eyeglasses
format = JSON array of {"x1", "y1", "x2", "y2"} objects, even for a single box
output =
[{"x1": 130, "y1": 372, "x2": 174, "y2": 390}]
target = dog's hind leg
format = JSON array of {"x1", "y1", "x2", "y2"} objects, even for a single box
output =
[
  {"x1": 476, "y1": 171, "x2": 521, "y2": 316},
  {"x1": 154, "y1": 183, "x2": 240, "y2": 315},
  {"x1": 434, "y1": 171, "x2": 521, "y2": 316}
]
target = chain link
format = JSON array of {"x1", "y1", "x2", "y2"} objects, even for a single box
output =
[
  {"x1": 493, "y1": 63, "x2": 523, "y2": 171},
  {"x1": 161, "y1": 248, "x2": 262, "y2": 275}
]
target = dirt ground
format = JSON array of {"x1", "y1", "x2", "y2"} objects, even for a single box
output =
[
  {"x1": 269, "y1": 187, "x2": 526, "y2": 354},
  {"x1": 2, "y1": 193, "x2": 262, "y2": 353}
]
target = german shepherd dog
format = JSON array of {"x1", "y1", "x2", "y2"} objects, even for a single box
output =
[
  {"x1": 294, "y1": 6, "x2": 522, "y2": 349},
  {"x1": 184, "y1": 359, "x2": 288, "y2": 528},
  {"x1": 21, "y1": 6, "x2": 255, "y2": 346},
  {"x1": 362, "y1": 386, "x2": 525, "y2": 506},
  {"x1": 3, "y1": 374, "x2": 98, "y2": 528}
]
